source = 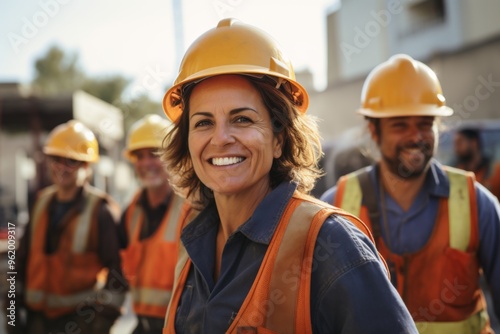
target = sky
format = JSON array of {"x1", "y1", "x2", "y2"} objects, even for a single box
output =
[{"x1": 0, "y1": 0, "x2": 337, "y2": 103}]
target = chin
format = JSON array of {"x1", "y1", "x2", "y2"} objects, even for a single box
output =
[{"x1": 141, "y1": 178, "x2": 163, "y2": 188}]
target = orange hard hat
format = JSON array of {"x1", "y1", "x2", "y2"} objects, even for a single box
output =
[
  {"x1": 357, "y1": 54, "x2": 453, "y2": 118},
  {"x1": 43, "y1": 120, "x2": 99, "y2": 162},
  {"x1": 163, "y1": 18, "x2": 309, "y2": 122},
  {"x1": 123, "y1": 114, "x2": 172, "y2": 161}
]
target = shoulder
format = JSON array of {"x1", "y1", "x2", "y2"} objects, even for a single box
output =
[
  {"x1": 314, "y1": 214, "x2": 382, "y2": 276},
  {"x1": 34, "y1": 185, "x2": 57, "y2": 203},
  {"x1": 319, "y1": 165, "x2": 375, "y2": 203},
  {"x1": 319, "y1": 186, "x2": 336, "y2": 204},
  {"x1": 474, "y1": 181, "x2": 500, "y2": 214},
  {"x1": 84, "y1": 185, "x2": 120, "y2": 223}
]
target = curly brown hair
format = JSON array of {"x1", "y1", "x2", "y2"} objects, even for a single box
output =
[{"x1": 161, "y1": 74, "x2": 323, "y2": 209}]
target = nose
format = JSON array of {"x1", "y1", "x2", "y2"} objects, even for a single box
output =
[
  {"x1": 406, "y1": 123, "x2": 424, "y2": 142},
  {"x1": 210, "y1": 122, "x2": 235, "y2": 147}
]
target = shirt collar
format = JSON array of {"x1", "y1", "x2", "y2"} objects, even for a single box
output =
[
  {"x1": 138, "y1": 188, "x2": 170, "y2": 210},
  {"x1": 239, "y1": 181, "x2": 296, "y2": 244},
  {"x1": 425, "y1": 159, "x2": 450, "y2": 198},
  {"x1": 181, "y1": 181, "x2": 297, "y2": 246}
]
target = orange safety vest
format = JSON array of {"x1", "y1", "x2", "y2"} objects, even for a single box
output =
[
  {"x1": 470, "y1": 162, "x2": 500, "y2": 200},
  {"x1": 335, "y1": 166, "x2": 492, "y2": 333},
  {"x1": 163, "y1": 192, "x2": 377, "y2": 333},
  {"x1": 121, "y1": 192, "x2": 189, "y2": 318},
  {"x1": 26, "y1": 185, "x2": 112, "y2": 318}
]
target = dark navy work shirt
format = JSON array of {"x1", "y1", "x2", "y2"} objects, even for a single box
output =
[{"x1": 175, "y1": 182, "x2": 417, "y2": 333}]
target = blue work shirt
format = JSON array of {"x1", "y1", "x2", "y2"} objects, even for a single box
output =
[
  {"x1": 320, "y1": 159, "x2": 500, "y2": 321},
  {"x1": 175, "y1": 181, "x2": 417, "y2": 333}
]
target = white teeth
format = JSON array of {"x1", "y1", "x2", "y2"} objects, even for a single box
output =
[{"x1": 212, "y1": 157, "x2": 244, "y2": 166}]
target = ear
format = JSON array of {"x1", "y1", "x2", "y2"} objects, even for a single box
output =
[
  {"x1": 368, "y1": 121, "x2": 379, "y2": 144},
  {"x1": 273, "y1": 133, "x2": 284, "y2": 159}
]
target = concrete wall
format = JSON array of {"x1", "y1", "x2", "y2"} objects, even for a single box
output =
[{"x1": 315, "y1": 0, "x2": 500, "y2": 142}]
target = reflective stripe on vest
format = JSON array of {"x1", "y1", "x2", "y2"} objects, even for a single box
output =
[
  {"x1": 163, "y1": 195, "x2": 184, "y2": 242},
  {"x1": 338, "y1": 168, "x2": 472, "y2": 251},
  {"x1": 128, "y1": 192, "x2": 143, "y2": 240},
  {"x1": 30, "y1": 186, "x2": 57, "y2": 241},
  {"x1": 231, "y1": 199, "x2": 325, "y2": 333},
  {"x1": 27, "y1": 287, "x2": 123, "y2": 309},
  {"x1": 127, "y1": 194, "x2": 184, "y2": 242},
  {"x1": 446, "y1": 167, "x2": 471, "y2": 251},
  {"x1": 339, "y1": 171, "x2": 363, "y2": 218},
  {"x1": 132, "y1": 288, "x2": 173, "y2": 307},
  {"x1": 72, "y1": 193, "x2": 100, "y2": 253},
  {"x1": 415, "y1": 308, "x2": 489, "y2": 334}
]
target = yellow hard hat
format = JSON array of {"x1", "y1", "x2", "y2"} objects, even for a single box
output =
[
  {"x1": 357, "y1": 54, "x2": 453, "y2": 118},
  {"x1": 163, "y1": 18, "x2": 309, "y2": 122},
  {"x1": 43, "y1": 120, "x2": 99, "y2": 162},
  {"x1": 124, "y1": 114, "x2": 172, "y2": 161}
]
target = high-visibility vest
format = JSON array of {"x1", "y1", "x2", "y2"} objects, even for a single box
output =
[
  {"x1": 163, "y1": 192, "x2": 376, "y2": 333},
  {"x1": 121, "y1": 192, "x2": 189, "y2": 318},
  {"x1": 26, "y1": 185, "x2": 120, "y2": 318},
  {"x1": 335, "y1": 166, "x2": 492, "y2": 334},
  {"x1": 465, "y1": 162, "x2": 500, "y2": 200}
]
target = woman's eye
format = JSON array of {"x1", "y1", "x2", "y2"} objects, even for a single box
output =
[
  {"x1": 234, "y1": 116, "x2": 252, "y2": 124},
  {"x1": 194, "y1": 119, "x2": 212, "y2": 128}
]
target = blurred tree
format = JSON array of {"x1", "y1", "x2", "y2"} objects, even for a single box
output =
[
  {"x1": 82, "y1": 75, "x2": 130, "y2": 104},
  {"x1": 32, "y1": 45, "x2": 85, "y2": 95},
  {"x1": 115, "y1": 93, "x2": 163, "y2": 131},
  {"x1": 31, "y1": 45, "x2": 162, "y2": 128}
]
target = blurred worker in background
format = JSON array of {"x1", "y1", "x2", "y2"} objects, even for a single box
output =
[
  {"x1": 161, "y1": 19, "x2": 416, "y2": 333},
  {"x1": 119, "y1": 114, "x2": 190, "y2": 334},
  {"x1": 454, "y1": 127, "x2": 500, "y2": 199},
  {"x1": 321, "y1": 54, "x2": 500, "y2": 333},
  {"x1": 15, "y1": 120, "x2": 127, "y2": 334}
]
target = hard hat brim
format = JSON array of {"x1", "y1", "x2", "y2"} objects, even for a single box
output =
[
  {"x1": 357, "y1": 105, "x2": 453, "y2": 118},
  {"x1": 163, "y1": 71, "x2": 309, "y2": 122},
  {"x1": 43, "y1": 147, "x2": 99, "y2": 163},
  {"x1": 122, "y1": 143, "x2": 163, "y2": 162}
]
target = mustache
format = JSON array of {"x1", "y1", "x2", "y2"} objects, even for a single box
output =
[{"x1": 399, "y1": 141, "x2": 433, "y2": 152}]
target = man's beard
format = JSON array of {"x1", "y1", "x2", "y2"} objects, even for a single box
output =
[
  {"x1": 381, "y1": 141, "x2": 434, "y2": 179},
  {"x1": 456, "y1": 148, "x2": 474, "y2": 164}
]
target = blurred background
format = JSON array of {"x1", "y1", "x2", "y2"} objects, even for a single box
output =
[{"x1": 1, "y1": 0, "x2": 500, "y2": 332}]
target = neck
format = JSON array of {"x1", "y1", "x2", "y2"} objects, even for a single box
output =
[
  {"x1": 214, "y1": 183, "x2": 271, "y2": 242},
  {"x1": 379, "y1": 163, "x2": 427, "y2": 211},
  {"x1": 146, "y1": 183, "x2": 171, "y2": 208},
  {"x1": 56, "y1": 185, "x2": 80, "y2": 202}
]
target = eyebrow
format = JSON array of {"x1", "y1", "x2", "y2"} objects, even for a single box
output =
[{"x1": 190, "y1": 107, "x2": 258, "y2": 120}]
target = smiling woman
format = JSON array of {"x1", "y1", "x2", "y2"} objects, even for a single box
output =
[{"x1": 160, "y1": 18, "x2": 417, "y2": 333}]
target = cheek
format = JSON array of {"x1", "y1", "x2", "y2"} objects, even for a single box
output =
[{"x1": 188, "y1": 136, "x2": 203, "y2": 167}]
